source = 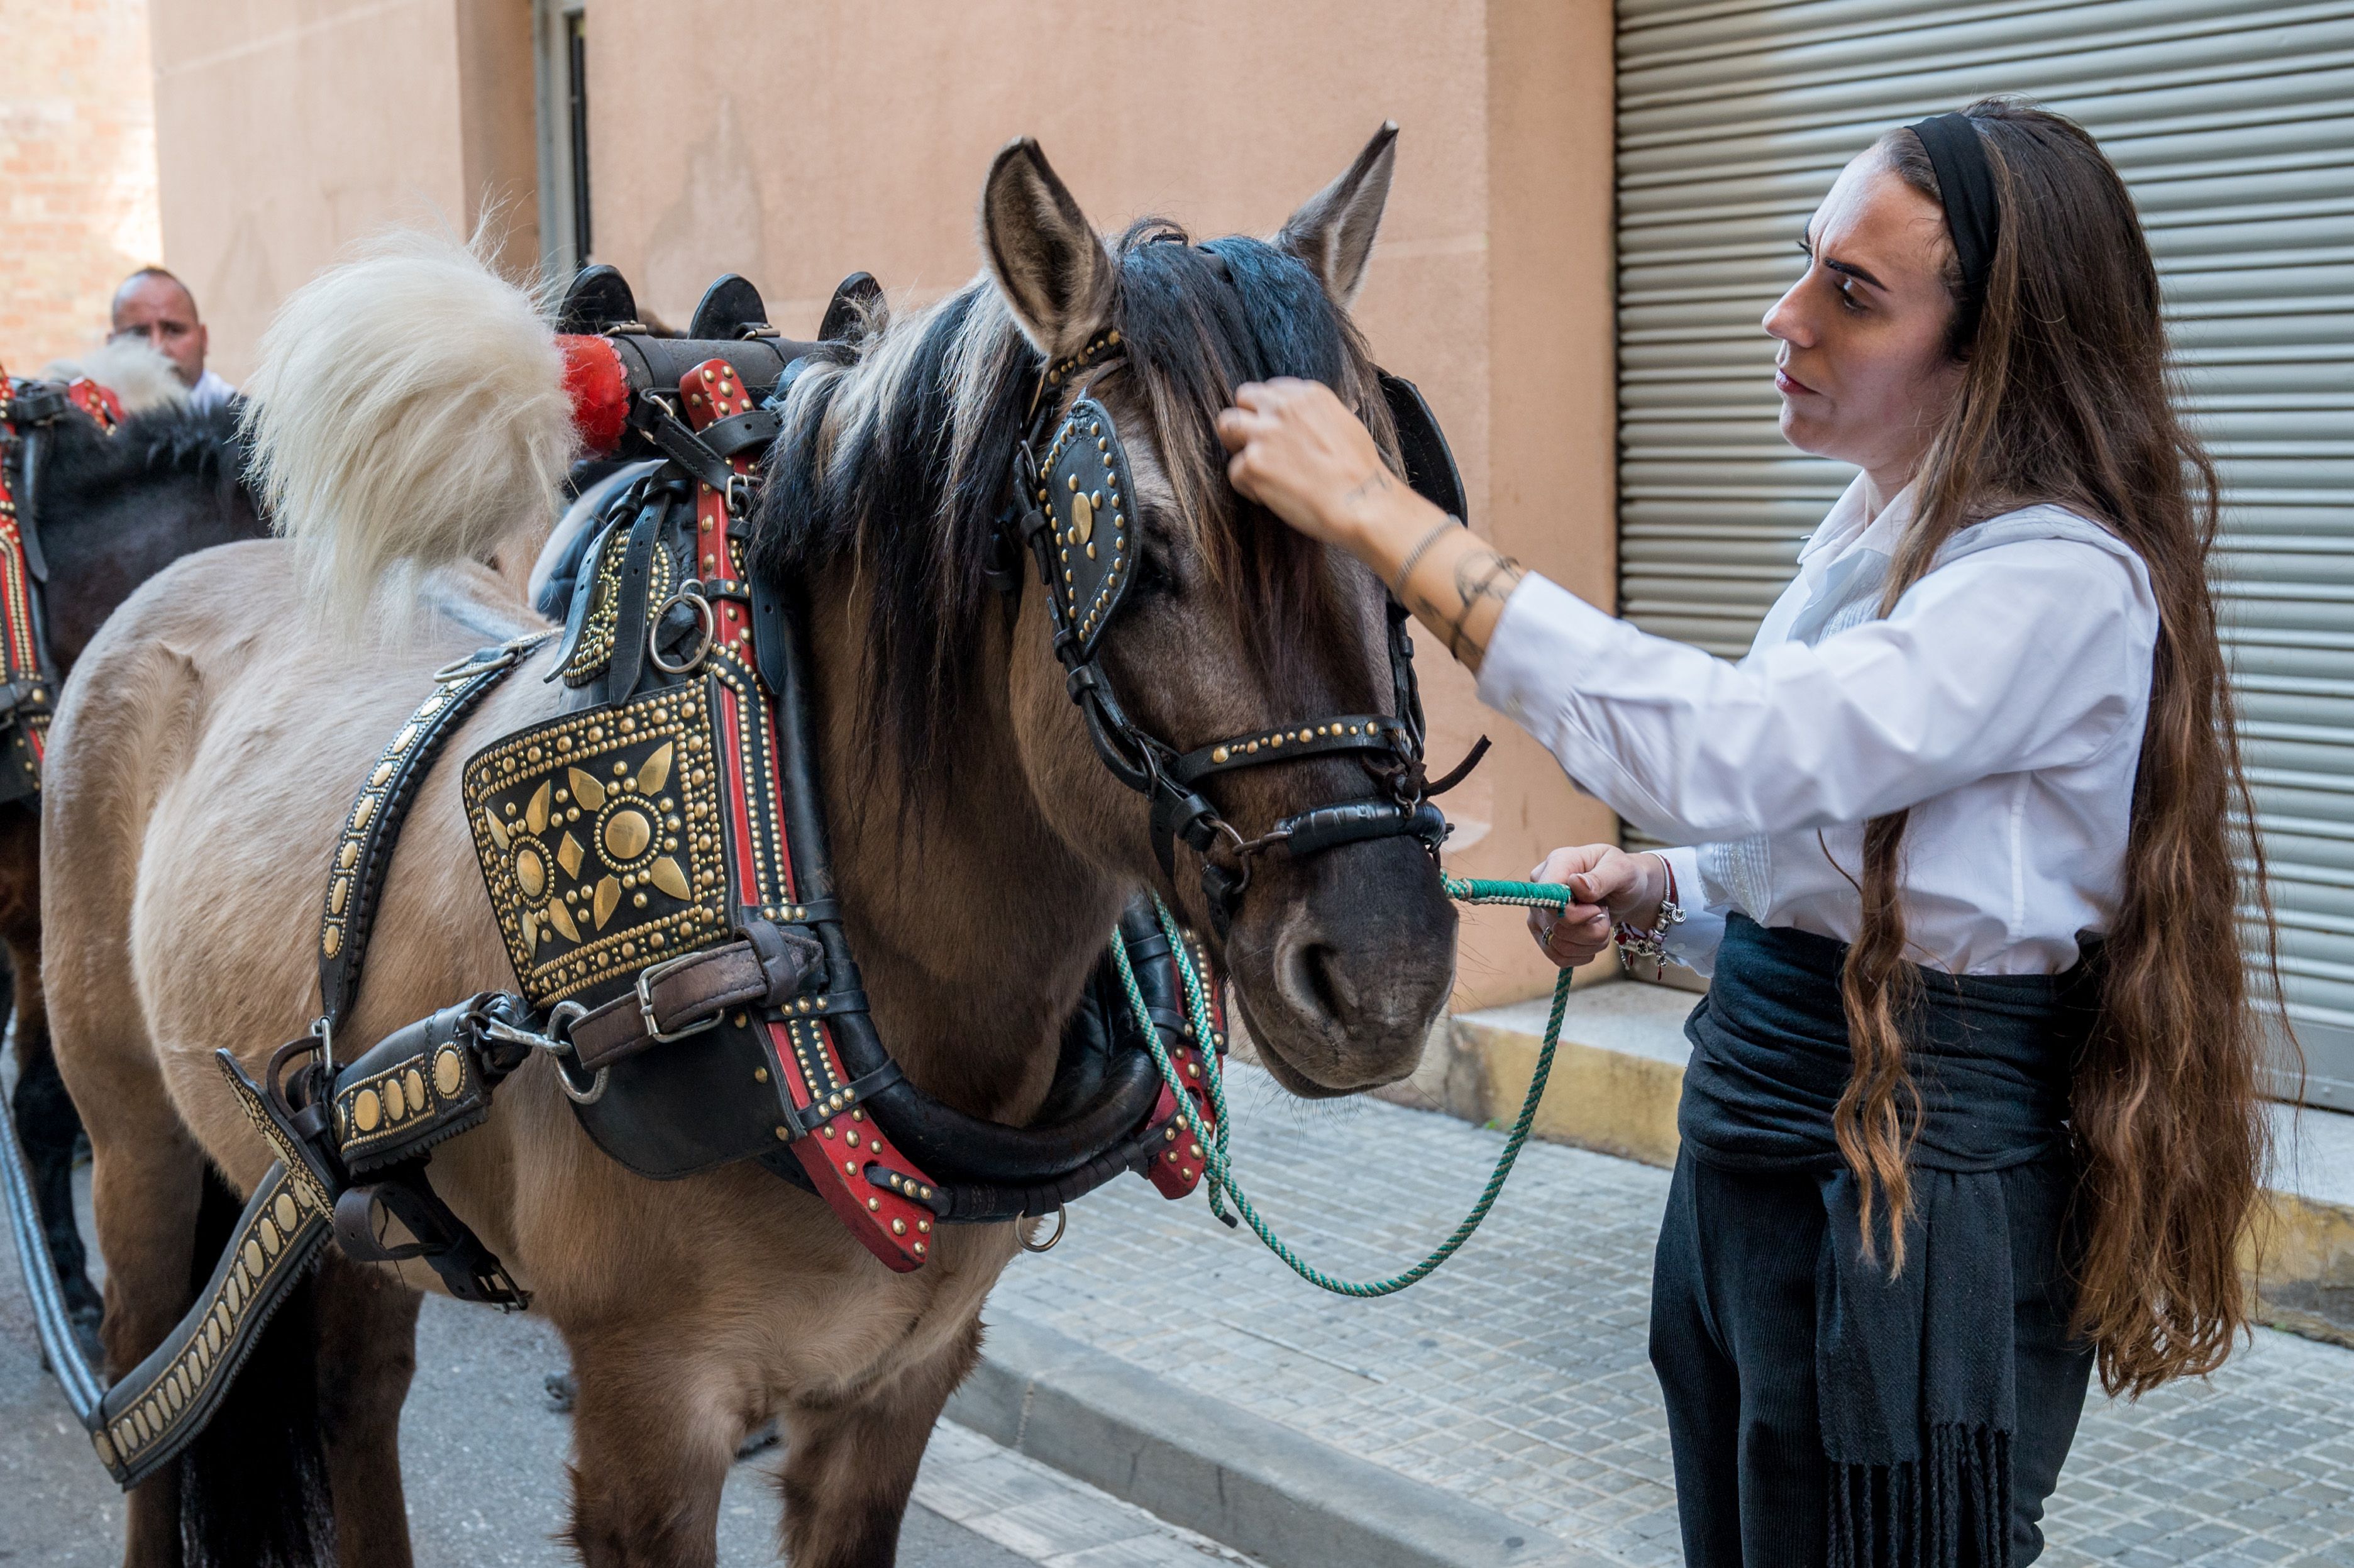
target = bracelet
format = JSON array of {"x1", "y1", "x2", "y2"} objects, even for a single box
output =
[
  {"x1": 1611, "y1": 853, "x2": 1686, "y2": 963},
  {"x1": 1389, "y1": 514, "x2": 1463, "y2": 599}
]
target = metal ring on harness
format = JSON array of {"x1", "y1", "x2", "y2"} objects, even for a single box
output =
[
  {"x1": 542, "y1": 1001, "x2": 608, "y2": 1105},
  {"x1": 1020, "y1": 1205, "x2": 1068, "y2": 1253},
  {"x1": 647, "y1": 585, "x2": 715, "y2": 675}
]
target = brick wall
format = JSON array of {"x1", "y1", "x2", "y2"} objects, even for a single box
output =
[{"x1": 0, "y1": 0, "x2": 160, "y2": 372}]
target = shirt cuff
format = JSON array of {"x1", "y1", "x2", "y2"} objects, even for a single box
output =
[
  {"x1": 1651, "y1": 844, "x2": 1723, "y2": 978},
  {"x1": 1476, "y1": 573, "x2": 1624, "y2": 728}
]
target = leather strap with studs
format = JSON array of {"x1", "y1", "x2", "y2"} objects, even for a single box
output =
[{"x1": 680, "y1": 372, "x2": 945, "y2": 1273}]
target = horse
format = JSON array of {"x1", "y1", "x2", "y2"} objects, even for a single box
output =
[
  {"x1": 0, "y1": 368, "x2": 266, "y2": 1357},
  {"x1": 43, "y1": 125, "x2": 1456, "y2": 1568}
]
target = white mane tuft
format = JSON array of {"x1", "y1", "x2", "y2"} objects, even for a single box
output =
[
  {"x1": 40, "y1": 339, "x2": 188, "y2": 414},
  {"x1": 242, "y1": 229, "x2": 572, "y2": 629}
]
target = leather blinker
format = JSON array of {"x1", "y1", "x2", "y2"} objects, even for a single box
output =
[{"x1": 1037, "y1": 397, "x2": 1136, "y2": 659}]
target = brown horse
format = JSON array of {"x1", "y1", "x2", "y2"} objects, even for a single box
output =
[
  {"x1": 1, "y1": 376, "x2": 266, "y2": 1355},
  {"x1": 44, "y1": 127, "x2": 1454, "y2": 1567}
]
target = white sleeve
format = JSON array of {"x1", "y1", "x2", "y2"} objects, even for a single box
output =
[{"x1": 1474, "y1": 539, "x2": 2152, "y2": 846}]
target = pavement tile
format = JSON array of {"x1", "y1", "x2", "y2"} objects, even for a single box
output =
[{"x1": 986, "y1": 1065, "x2": 2354, "y2": 1567}]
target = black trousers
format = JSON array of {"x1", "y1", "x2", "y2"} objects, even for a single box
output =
[{"x1": 1649, "y1": 1151, "x2": 2095, "y2": 1567}]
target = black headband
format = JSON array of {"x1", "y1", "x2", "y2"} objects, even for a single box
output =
[{"x1": 1908, "y1": 113, "x2": 2000, "y2": 338}]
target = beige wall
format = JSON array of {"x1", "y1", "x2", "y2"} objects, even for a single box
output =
[
  {"x1": 145, "y1": 0, "x2": 1618, "y2": 1008},
  {"x1": 0, "y1": 0, "x2": 162, "y2": 368},
  {"x1": 148, "y1": 0, "x2": 534, "y2": 383}
]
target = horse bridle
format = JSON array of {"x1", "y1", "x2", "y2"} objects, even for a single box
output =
[{"x1": 990, "y1": 328, "x2": 1485, "y2": 933}]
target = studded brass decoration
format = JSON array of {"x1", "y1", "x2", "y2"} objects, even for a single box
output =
[
  {"x1": 561, "y1": 518, "x2": 676, "y2": 687},
  {"x1": 1039, "y1": 397, "x2": 1134, "y2": 658},
  {"x1": 91, "y1": 1155, "x2": 327, "y2": 1487},
  {"x1": 465, "y1": 685, "x2": 727, "y2": 1006},
  {"x1": 333, "y1": 1037, "x2": 489, "y2": 1172}
]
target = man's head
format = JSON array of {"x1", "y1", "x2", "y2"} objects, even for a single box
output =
[{"x1": 110, "y1": 268, "x2": 209, "y2": 388}]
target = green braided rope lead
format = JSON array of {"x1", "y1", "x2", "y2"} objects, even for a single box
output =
[{"x1": 1107, "y1": 873, "x2": 1576, "y2": 1299}]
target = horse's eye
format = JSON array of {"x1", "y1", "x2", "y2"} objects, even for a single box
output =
[{"x1": 1127, "y1": 548, "x2": 1174, "y2": 600}]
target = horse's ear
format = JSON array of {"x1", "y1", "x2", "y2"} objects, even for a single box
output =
[
  {"x1": 1278, "y1": 122, "x2": 1398, "y2": 307},
  {"x1": 981, "y1": 138, "x2": 1115, "y2": 359}
]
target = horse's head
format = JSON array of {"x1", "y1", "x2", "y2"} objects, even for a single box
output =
[
  {"x1": 754, "y1": 127, "x2": 1456, "y2": 1097},
  {"x1": 978, "y1": 130, "x2": 1455, "y2": 1096}
]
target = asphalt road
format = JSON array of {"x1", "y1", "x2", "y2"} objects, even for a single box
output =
[{"x1": 0, "y1": 1167, "x2": 1040, "y2": 1567}]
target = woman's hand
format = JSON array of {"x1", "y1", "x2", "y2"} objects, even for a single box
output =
[
  {"x1": 1527, "y1": 844, "x2": 1671, "y2": 969},
  {"x1": 1213, "y1": 378, "x2": 1406, "y2": 548},
  {"x1": 1215, "y1": 377, "x2": 1528, "y2": 673}
]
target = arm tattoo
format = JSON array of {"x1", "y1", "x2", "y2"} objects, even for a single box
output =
[
  {"x1": 1443, "y1": 548, "x2": 1527, "y2": 660},
  {"x1": 1342, "y1": 468, "x2": 1397, "y2": 508}
]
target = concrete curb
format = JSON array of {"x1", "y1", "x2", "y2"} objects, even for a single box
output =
[{"x1": 948, "y1": 1314, "x2": 1588, "y2": 1568}]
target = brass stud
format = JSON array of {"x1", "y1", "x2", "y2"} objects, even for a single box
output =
[
  {"x1": 866, "y1": 1197, "x2": 881, "y2": 1212},
  {"x1": 1212, "y1": 746, "x2": 1230, "y2": 764},
  {"x1": 891, "y1": 1218, "x2": 907, "y2": 1235},
  {"x1": 775, "y1": 1125, "x2": 790, "y2": 1140},
  {"x1": 754, "y1": 1066, "x2": 770, "y2": 1083},
  {"x1": 844, "y1": 1160, "x2": 858, "y2": 1175},
  {"x1": 918, "y1": 1219, "x2": 932, "y2": 1234},
  {"x1": 913, "y1": 1241, "x2": 926, "y2": 1256}
]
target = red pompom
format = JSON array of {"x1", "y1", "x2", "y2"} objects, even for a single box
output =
[{"x1": 558, "y1": 335, "x2": 629, "y2": 456}]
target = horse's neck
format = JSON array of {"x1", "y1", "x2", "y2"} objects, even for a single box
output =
[{"x1": 802, "y1": 595, "x2": 1125, "y2": 1122}]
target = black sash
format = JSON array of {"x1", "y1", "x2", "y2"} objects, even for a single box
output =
[{"x1": 1679, "y1": 914, "x2": 2099, "y2": 1568}]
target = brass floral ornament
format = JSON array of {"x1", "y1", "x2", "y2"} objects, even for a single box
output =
[{"x1": 465, "y1": 687, "x2": 729, "y2": 1006}]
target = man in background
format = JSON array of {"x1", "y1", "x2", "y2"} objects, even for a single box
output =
[{"x1": 108, "y1": 267, "x2": 236, "y2": 410}]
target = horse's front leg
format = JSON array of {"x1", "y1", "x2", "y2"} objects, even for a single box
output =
[
  {"x1": 561, "y1": 1330, "x2": 739, "y2": 1568},
  {"x1": 776, "y1": 1317, "x2": 982, "y2": 1568}
]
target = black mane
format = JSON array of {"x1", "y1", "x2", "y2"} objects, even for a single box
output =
[
  {"x1": 37, "y1": 399, "x2": 256, "y2": 522},
  {"x1": 749, "y1": 223, "x2": 1392, "y2": 797}
]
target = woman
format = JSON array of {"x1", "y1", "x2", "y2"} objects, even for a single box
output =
[{"x1": 1215, "y1": 100, "x2": 2275, "y2": 1567}]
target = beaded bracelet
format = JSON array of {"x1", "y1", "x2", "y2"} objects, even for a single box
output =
[{"x1": 1611, "y1": 853, "x2": 1686, "y2": 963}]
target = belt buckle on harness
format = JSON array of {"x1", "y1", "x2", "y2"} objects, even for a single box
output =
[{"x1": 636, "y1": 950, "x2": 724, "y2": 1044}]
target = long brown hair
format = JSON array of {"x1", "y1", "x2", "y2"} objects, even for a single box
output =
[{"x1": 1838, "y1": 99, "x2": 2280, "y2": 1396}]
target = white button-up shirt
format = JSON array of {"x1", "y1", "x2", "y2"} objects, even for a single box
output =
[
  {"x1": 186, "y1": 369, "x2": 238, "y2": 412},
  {"x1": 1476, "y1": 478, "x2": 2158, "y2": 976}
]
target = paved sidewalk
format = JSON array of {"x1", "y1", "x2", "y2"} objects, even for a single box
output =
[{"x1": 988, "y1": 1064, "x2": 2354, "y2": 1568}]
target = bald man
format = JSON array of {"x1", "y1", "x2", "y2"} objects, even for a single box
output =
[{"x1": 109, "y1": 267, "x2": 236, "y2": 411}]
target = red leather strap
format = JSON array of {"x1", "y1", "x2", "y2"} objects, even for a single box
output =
[{"x1": 683, "y1": 361, "x2": 942, "y2": 1272}]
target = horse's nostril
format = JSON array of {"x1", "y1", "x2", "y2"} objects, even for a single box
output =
[{"x1": 1296, "y1": 941, "x2": 1356, "y2": 1025}]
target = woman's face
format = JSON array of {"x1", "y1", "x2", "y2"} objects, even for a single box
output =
[{"x1": 1764, "y1": 152, "x2": 1964, "y2": 487}]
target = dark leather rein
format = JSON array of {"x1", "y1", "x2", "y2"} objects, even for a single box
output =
[{"x1": 989, "y1": 328, "x2": 1486, "y2": 933}]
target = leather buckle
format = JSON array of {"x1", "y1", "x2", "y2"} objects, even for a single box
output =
[{"x1": 636, "y1": 951, "x2": 723, "y2": 1044}]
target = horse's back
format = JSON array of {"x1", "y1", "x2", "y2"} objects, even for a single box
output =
[{"x1": 44, "y1": 539, "x2": 533, "y2": 1181}]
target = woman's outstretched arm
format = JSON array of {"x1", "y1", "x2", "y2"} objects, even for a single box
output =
[{"x1": 1218, "y1": 377, "x2": 2155, "y2": 847}]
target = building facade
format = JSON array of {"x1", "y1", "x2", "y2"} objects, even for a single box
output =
[
  {"x1": 0, "y1": 0, "x2": 161, "y2": 368},
  {"x1": 97, "y1": 3, "x2": 2354, "y2": 1095}
]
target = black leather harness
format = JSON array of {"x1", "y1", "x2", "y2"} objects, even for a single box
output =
[
  {"x1": 991, "y1": 319, "x2": 1486, "y2": 932},
  {"x1": 81, "y1": 263, "x2": 1481, "y2": 1490},
  {"x1": 0, "y1": 371, "x2": 100, "y2": 806},
  {"x1": 82, "y1": 272, "x2": 1247, "y2": 1487}
]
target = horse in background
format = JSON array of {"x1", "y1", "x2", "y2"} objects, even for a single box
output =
[
  {"x1": 45, "y1": 126, "x2": 1453, "y2": 1568},
  {"x1": 1, "y1": 349, "x2": 267, "y2": 1354}
]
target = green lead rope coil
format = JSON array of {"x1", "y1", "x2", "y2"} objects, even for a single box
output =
[{"x1": 1108, "y1": 874, "x2": 1577, "y2": 1298}]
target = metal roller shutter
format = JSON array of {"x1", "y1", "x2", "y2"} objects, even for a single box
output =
[{"x1": 1615, "y1": 0, "x2": 2354, "y2": 1107}]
